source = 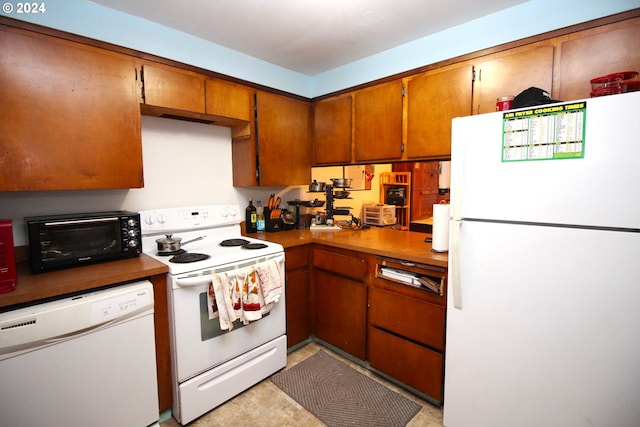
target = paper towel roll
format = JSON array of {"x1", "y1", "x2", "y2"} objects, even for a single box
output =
[
  {"x1": 438, "y1": 161, "x2": 451, "y2": 190},
  {"x1": 432, "y1": 203, "x2": 450, "y2": 252}
]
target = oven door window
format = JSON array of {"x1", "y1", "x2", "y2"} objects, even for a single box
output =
[
  {"x1": 198, "y1": 293, "x2": 269, "y2": 341},
  {"x1": 40, "y1": 222, "x2": 122, "y2": 262}
]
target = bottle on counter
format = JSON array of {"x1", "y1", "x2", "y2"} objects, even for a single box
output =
[
  {"x1": 245, "y1": 198, "x2": 257, "y2": 233},
  {"x1": 256, "y1": 200, "x2": 265, "y2": 231}
]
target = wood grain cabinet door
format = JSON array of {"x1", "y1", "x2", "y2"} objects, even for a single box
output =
[
  {"x1": 558, "y1": 22, "x2": 640, "y2": 101},
  {"x1": 205, "y1": 78, "x2": 253, "y2": 121},
  {"x1": 354, "y1": 80, "x2": 403, "y2": 162},
  {"x1": 405, "y1": 63, "x2": 473, "y2": 158},
  {"x1": 313, "y1": 94, "x2": 353, "y2": 165},
  {"x1": 0, "y1": 27, "x2": 143, "y2": 190},
  {"x1": 255, "y1": 91, "x2": 311, "y2": 186},
  {"x1": 141, "y1": 63, "x2": 206, "y2": 113},
  {"x1": 474, "y1": 45, "x2": 555, "y2": 115}
]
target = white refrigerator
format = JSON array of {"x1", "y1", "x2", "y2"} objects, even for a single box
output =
[{"x1": 443, "y1": 91, "x2": 640, "y2": 427}]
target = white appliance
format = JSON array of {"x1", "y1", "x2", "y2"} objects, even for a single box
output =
[
  {"x1": 139, "y1": 205, "x2": 286, "y2": 425},
  {"x1": 0, "y1": 280, "x2": 159, "y2": 427},
  {"x1": 444, "y1": 91, "x2": 640, "y2": 427}
]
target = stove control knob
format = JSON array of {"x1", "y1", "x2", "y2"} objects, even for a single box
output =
[
  {"x1": 228, "y1": 207, "x2": 238, "y2": 217},
  {"x1": 157, "y1": 214, "x2": 167, "y2": 224},
  {"x1": 144, "y1": 215, "x2": 155, "y2": 225}
]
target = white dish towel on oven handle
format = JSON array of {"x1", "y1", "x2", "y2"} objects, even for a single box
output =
[{"x1": 256, "y1": 258, "x2": 283, "y2": 305}]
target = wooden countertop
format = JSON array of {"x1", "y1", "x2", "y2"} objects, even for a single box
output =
[
  {"x1": 3, "y1": 227, "x2": 445, "y2": 309},
  {"x1": 0, "y1": 254, "x2": 169, "y2": 309},
  {"x1": 247, "y1": 226, "x2": 448, "y2": 268}
]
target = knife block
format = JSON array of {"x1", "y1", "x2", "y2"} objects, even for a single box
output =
[{"x1": 263, "y1": 207, "x2": 283, "y2": 232}]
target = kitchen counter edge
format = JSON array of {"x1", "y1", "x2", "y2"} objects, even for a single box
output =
[
  {"x1": 247, "y1": 227, "x2": 448, "y2": 268},
  {"x1": 1, "y1": 254, "x2": 169, "y2": 309}
]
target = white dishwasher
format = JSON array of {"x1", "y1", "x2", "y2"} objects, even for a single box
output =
[{"x1": 0, "y1": 280, "x2": 160, "y2": 427}]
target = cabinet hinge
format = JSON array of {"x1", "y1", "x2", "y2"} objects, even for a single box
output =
[
  {"x1": 472, "y1": 66, "x2": 476, "y2": 82},
  {"x1": 401, "y1": 143, "x2": 405, "y2": 153},
  {"x1": 402, "y1": 86, "x2": 406, "y2": 97}
]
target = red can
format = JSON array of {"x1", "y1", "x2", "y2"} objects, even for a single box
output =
[{"x1": 496, "y1": 96, "x2": 514, "y2": 111}]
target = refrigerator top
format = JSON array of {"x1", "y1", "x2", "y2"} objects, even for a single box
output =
[{"x1": 450, "y1": 91, "x2": 640, "y2": 230}]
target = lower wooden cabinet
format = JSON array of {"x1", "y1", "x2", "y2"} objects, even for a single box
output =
[
  {"x1": 368, "y1": 326, "x2": 444, "y2": 402},
  {"x1": 368, "y1": 256, "x2": 447, "y2": 403},
  {"x1": 314, "y1": 269, "x2": 367, "y2": 360},
  {"x1": 285, "y1": 245, "x2": 312, "y2": 348},
  {"x1": 312, "y1": 246, "x2": 369, "y2": 360}
]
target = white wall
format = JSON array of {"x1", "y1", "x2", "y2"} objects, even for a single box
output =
[{"x1": 1, "y1": 117, "x2": 299, "y2": 245}]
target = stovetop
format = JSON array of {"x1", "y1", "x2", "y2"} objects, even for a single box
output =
[{"x1": 139, "y1": 205, "x2": 284, "y2": 275}]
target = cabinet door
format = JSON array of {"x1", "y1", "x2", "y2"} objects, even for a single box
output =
[
  {"x1": 406, "y1": 64, "x2": 473, "y2": 158},
  {"x1": 142, "y1": 63, "x2": 206, "y2": 113},
  {"x1": 314, "y1": 269, "x2": 367, "y2": 360},
  {"x1": 354, "y1": 80, "x2": 403, "y2": 162},
  {"x1": 205, "y1": 78, "x2": 253, "y2": 121},
  {"x1": 474, "y1": 45, "x2": 555, "y2": 114},
  {"x1": 255, "y1": 91, "x2": 311, "y2": 186},
  {"x1": 285, "y1": 246, "x2": 311, "y2": 348},
  {"x1": 0, "y1": 27, "x2": 142, "y2": 190},
  {"x1": 313, "y1": 94, "x2": 352, "y2": 165},
  {"x1": 559, "y1": 22, "x2": 640, "y2": 101}
]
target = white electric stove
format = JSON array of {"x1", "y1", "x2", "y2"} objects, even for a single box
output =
[{"x1": 139, "y1": 205, "x2": 287, "y2": 425}]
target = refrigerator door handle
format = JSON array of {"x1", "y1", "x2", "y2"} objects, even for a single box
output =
[{"x1": 451, "y1": 219, "x2": 462, "y2": 309}]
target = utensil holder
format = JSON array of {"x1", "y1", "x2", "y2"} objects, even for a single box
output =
[{"x1": 263, "y1": 207, "x2": 283, "y2": 232}]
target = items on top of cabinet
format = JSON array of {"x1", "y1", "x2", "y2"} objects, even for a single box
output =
[
  {"x1": 512, "y1": 87, "x2": 559, "y2": 108},
  {"x1": 589, "y1": 71, "x2": 639, "y2": 97}
]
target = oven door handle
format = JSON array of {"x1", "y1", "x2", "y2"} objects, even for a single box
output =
[{"x1": 175, "y1": 277, "x2": 212, "y2": 288}]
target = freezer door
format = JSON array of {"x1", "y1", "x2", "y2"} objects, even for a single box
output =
[
  {"x1": 444, "y1": 221, "x2": 640, "y2": 427},
  {"x1": 450, "y1": 91, "x2": 640, "y2": 229}
]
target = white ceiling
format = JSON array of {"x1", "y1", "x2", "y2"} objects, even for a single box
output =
[{"x1": 90, "y1": 0, "x2": 527, "y2": 75}]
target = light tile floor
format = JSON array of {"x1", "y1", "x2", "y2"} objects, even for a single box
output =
[{"x1": 161, "y1": 342, "x2": 443, "y2": 426}]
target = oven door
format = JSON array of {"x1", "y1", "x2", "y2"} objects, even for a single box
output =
[{"x1": 168, "y1": 252, "x2": 286, "y2": 383}]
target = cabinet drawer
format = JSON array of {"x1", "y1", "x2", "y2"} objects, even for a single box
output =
[
  {"x1": 369, "y1": 287, "x2": 445, "y2": 350},
  {"x1": 313, "y1": 247, "x2": 366, "y2": 282},
  {"x1": 368, "y1": 326, "x2": 443, "y2": 402}
]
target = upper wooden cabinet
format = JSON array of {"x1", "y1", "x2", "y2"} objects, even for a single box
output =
[
  {"x1": 205, "y1": 78, "x2": 253, "y2": 122},
  {"x1": 0, "y1": 26, "x2": 143, "y2": 191},
  {"x1": 354, "y1": 80, "x2": 404, "y2": 162},
  {"x1": 233, "y1": 91, "x2": 311, "y2": 186},
  {"x1": 558, "y1": 22, "x2": 640, "y2": 101},
  {"x1": 313, "y1": 94, "x2": 353, "y2": 165},
  {"x1": 139, "y1": 63, "x2": 252, "y2": 133},
  {"x1": 405, "y1": 63, "x2": 474, "y2": 158},
  {"x1": 141, "y1": 63, "x2": 206, "y2": 113},
  {"x1": 474, "y1": 44, "x2": 555, "y2": 115}
]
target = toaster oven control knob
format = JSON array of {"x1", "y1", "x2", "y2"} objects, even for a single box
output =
[
  {"x1": 127, "y1": 219, "x2": 137, "y2": 227},
  {"x1": 127, "y1": 229, "x2": 137, "y2": 237},
  {"x1": 128, "y1": 240, "x2": 138, "y2": 248}
]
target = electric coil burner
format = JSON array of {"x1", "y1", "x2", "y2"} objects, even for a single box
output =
[
  {"x1": 138, "y1": 204, "x2": 286, "y2": 425},
  {"x1": 220, "y1": 238, "x2": 250, "y2": 247},
  {"x1": 169, "y1": 252, "x2": 210, "y2": 263}
]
